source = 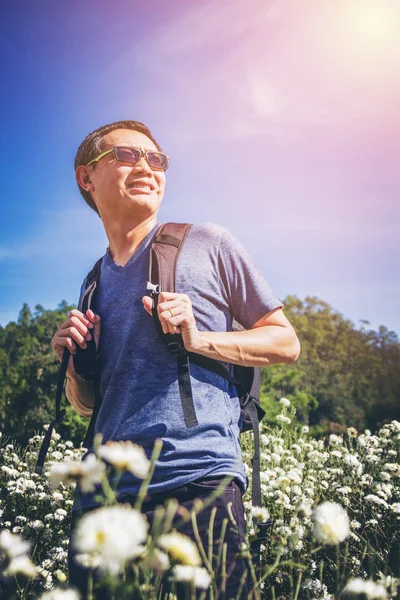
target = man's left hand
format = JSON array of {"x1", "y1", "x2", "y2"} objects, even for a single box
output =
[{"x1": 142, "y1": 291, "x2": 203, "y2": 352}]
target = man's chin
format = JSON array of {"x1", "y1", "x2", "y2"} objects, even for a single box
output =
[{"x1": 122, "y1": 194, "x2": 162, "y2": 213}]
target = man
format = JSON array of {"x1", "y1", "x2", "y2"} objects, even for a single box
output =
[{"x1": 51, "y1": 120, "x2": 300, "y2": 598}]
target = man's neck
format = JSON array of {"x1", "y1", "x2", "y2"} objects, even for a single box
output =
[{"x1": 104, "y1": 215, "x2": 158, "y2": 267}]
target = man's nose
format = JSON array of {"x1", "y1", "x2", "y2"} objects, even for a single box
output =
[{"x1": 132, "y1": 154, "x2": 152, "y2": 175}]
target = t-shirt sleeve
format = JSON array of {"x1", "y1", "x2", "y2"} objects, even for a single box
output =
[{"x1": 218, "y1": 228, "x2": 284, "y2": 329}]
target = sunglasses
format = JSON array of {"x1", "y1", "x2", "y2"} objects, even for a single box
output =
[{"x1": 86, "y1": 146, "x2": 169, "y2": 170}]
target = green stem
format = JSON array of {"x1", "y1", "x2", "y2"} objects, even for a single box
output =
[
  {"x1": 134, "y1": 439, "x2": 163, "y2": 511},
  {"x1": 100, "y1": 469, "x2": 118, "y2": 505},
  {"x1": 289, "y1": 557, "x2": 293, "y2": 598},
  {"x1": 88, "y1": 569, "x2": 94, "y2": 600},
  {"x1": 251, "y1": 551, "x2": 288, "y2": 592},
  {"x1": 339, "y1": 541, "x2": 349, "y2": 590},
  {"x1": 293, "y1": 569, "x2": 303, "y2": 600},
  {"x1": 191, "y1": 580, "x2": 196, "y2": 600},
  {"x1": 318, "y1": 559, "x2": 324, "y2": 585},
  {"x1": 215, "y1": 518, "x2": 229, "y2": 572},
  {"x1": 236, "y1": 568, "x2": 249, "y2": 600},
  {"x1": 191, "y1": 510, "x2": 212, "y2": 572},
  {"x1": 163, "y1": 498, "x2": 179, "y2": 533},
  {"x1": 208, "y1": 506, "x2": 217, "y2": 568},
  {"x1": 335, "y1": 544, "x2": 340, "y2": 595},
  {"x1": 220, "y1": 542, "x2": 227, "y2": 598}
]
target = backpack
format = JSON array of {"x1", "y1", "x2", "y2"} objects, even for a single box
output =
[{"x1": 35, "y1": 223, "x2": 266, "y2": 516}]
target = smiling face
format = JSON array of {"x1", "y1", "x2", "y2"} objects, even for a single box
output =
[{"x1": 83, "y1": 128, "x2": 167, "y2": 221}]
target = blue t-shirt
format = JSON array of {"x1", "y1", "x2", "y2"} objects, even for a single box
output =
[{"x1": 72, "y1": 223, "x2": 283, "y2": 512}]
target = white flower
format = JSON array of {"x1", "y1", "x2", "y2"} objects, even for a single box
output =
[
  {"x1": 302, "y1": 425, "x2": 310, "y2": 433},
  {"x1": 383, "y1": 463, "x2": 399, "y2": 472},
  {"x1": 297, "y1": 503, "x2": 312, "y2": 519},
  {"x1": 151, "y1": 549, "x2": 170, "y2": 573},
  {"x1": 5, "y1": 554, "x2": 37, "y2": 578},
  {"x1": 48, "y1": 454, "x2": 106, "y2": 493},
  {"x1": 337, "y1": 487, "x2": 352, "y2": 495},
  {"x1": 0, "y1": 529, "x2": 31, "y2": 558},
  {"x1": 51, "y1": 451, "x2": 64, "y2": 461},
  {"x1": 365, "y1": 495, "x2": 389, "y2": 509},
  {"x1": 28, "y1": 520, "x2": 45, "y2": 531},
  {"x1": 347, "y1": 427, "x2": 358, "y2": 438},
  {"x1": 251, "y1": 506, "x2": 270, "y2": 523},
  {"x1": 279, "y1": 398, "x2": 291, "y2": 407},
  {"x1": 312, "y1": 502, "x2": 350, "y2": 545},
  {"x1": 344, "y1": 454, "x2": 362, "y2": 472},
  {"x1": 271, "y1": 453, "x2": 282, "y2": 463},
  {"x1": 54, "y1": 569, "x2": 67, "y2": 582},
  {"x1": 158, "y1": 531, "x2": 201, "y2": 566},
  {"x1": 276, "y1": 414, "x2": 291, "y2": 425},
  {"x1": 342, "y1": 578, "x2": 388, "y2": 599},
  {"x1": 329, "y1": 434, "x2": 343, "y2": 445},
  {"x1": 54, "y1": 508, "x2": 68, "y2": 522},
  {"x1": 0, "y1": 530, "x2": 37, "y2": 578},
  {"x1": 331, "y1": 450, "x2": 342, "y2": 459},
  {"x1": 171, "y1": 565, "x2": 212, "y2": 589},
  {"x1": 73, "y1": 504, "x2": 148, "y2": 575},
  {"x1": 98, "y1": 440, "x2": 150, "y2": 479},
  {"x1": 40, "y1": 589, "x2": 81, "y2": 600}
]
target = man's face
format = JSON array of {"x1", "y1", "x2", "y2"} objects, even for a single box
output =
[{"x1": 87, "y1": 128, "x2": 166, "y2": 218}]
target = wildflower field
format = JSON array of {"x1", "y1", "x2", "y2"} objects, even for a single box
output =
[{"x1": 0, "y1": 401, "x2": 399, "y2": 600}]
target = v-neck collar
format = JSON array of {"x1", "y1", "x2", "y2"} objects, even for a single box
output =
[{"x1": 104, "y1": 223, "x2": 160, "y2": 272}]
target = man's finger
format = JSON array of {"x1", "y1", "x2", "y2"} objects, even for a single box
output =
[
  {"x1": 69, "y1": 309, "x2": 92, "y2": 327},
  {"x1": 159, "y1": 291, "x2": 180, "y2": 302},
  {"x1": 86, "y1": 309, "x2": 100, "y2": 325},
  {"x1": 142, "y1": 296, "x2": 154, "y2": 316}
]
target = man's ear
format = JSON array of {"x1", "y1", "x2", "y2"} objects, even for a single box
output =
[{"x1": 76, "y1": 165, "x2": 94, "y2": 191}]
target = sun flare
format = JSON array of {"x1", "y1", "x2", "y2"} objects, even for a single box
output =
[{"x1": 342, "y1": 0, "x2": 398, "y2": 51}]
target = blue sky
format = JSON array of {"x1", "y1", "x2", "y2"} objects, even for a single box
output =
[{"x1": 1, "y1": 0, "x2": 400, "y2": 336}]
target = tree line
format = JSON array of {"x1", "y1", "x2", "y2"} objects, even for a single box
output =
[{"x1": 1, "y1": 297, "x2": 399, "y2": 447}]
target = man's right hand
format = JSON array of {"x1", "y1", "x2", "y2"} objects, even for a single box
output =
[{"x1": 51, "y1": 309, "x2": 101, "y2": 376}]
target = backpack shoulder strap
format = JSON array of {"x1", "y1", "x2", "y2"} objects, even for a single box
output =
[
  {"x1": 34, "y1": 257, "x2": 103, "y2": 474},
  {"x1": 147, "y1": 223, "x2": 199, "y2": 427},
  {"x1": 79, "y1": 257, "x2": 102, "y2": 314},
  {"x1": 146, "y1": 226, "x2": 265, "y2": 537},
  {"x1": 148, "y1": 222, "x2": 192, "y2": 293}
]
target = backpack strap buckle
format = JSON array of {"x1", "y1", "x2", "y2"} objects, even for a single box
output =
[
  {"x1": 241, "y1": 393, "x2": 252, "y2": 407},
  {"x1": 146, "y1": 281, "x2": 161, "y2": 296}
]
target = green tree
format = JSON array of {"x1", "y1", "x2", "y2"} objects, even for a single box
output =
[
  {"x1": 261, "y1": 295, "x2": 400, "y2": 434},
  {"x1": 0, "y1": 302, "x2": 89, "y2": 446}
]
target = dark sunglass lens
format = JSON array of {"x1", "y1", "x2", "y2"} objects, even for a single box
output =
[
  {"x1": 115, "y1": 147, "x2": 141, "y2": 164},
  {"x1": 147, "y1": 152, "x2": 168, "y2": 170}
]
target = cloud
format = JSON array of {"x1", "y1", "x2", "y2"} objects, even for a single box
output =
[
  {"x1": 106, "y1": 0, "x2": 285, "y2": 143},
  {"x1": 118, "y1": 0, "x2": 282, "y2": 62}
]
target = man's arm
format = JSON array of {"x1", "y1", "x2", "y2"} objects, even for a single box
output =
[
  {"x1": 65, "y1": 373, "x2": 95, "y2": 418},
  {"x1": 188, "y1": 307, "x2": 300, "y2": 367},
  {"x1": 143, "y1": 293, "x2": 300, "y2": 368},
  {"x1": 51, "y1": 308, "x2": 100, "y2": 418}
]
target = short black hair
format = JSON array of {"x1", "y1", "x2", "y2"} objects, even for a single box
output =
[{"x1": 74, "y1": 120, "x2": 163, "y2": 215}]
